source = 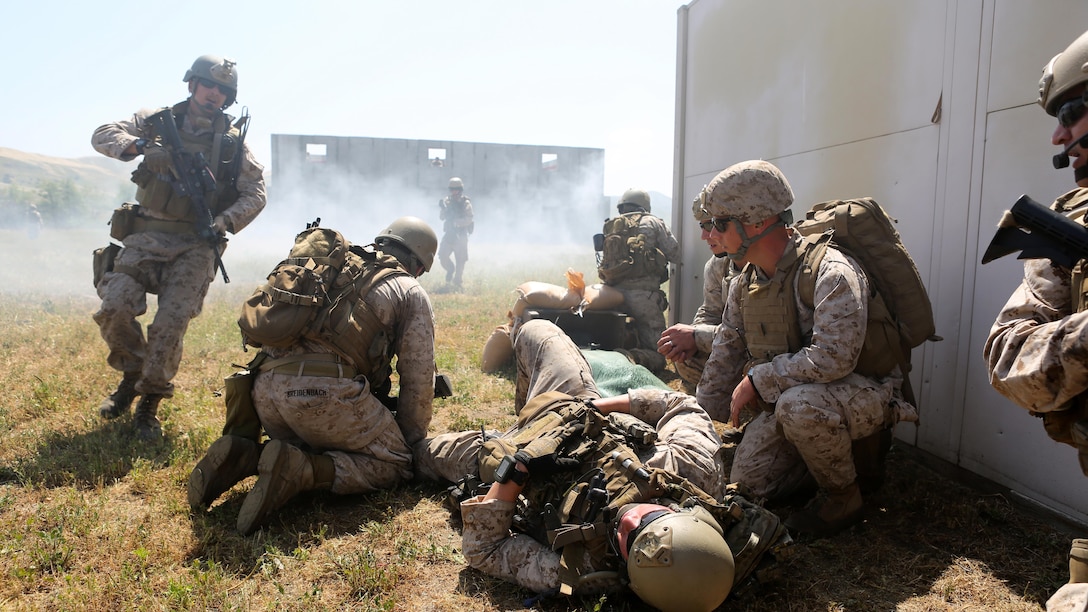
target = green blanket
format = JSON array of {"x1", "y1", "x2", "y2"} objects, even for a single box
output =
[{"x1": 582, "y1": 349, "x2": 671, "y2": 398}]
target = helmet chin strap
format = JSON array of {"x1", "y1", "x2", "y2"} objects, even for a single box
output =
[{"x1": 726, "y1": 220, "x2": 784, "y2": 262}]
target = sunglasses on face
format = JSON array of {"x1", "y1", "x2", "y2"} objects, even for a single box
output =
[
  {"x1": 698, "y1": 217, "x2": 733, "y2": 233},
  {"x1": 196, "y1": 77, "x2": 233, "y2": 95},
  {"x1": 1058, "y1": 96, "x2": 1087, "y2": 129}
]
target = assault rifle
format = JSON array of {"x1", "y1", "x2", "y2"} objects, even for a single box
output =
[
  {"x1": 981, "y1": 194, "x2": 1088, "y2": 269},
  {"x1": 145, "y1": 108, "x2": 230, "y2": 283}
]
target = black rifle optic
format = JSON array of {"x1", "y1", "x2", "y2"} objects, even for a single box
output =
[
  {"x1": 981, "y1": 194, "x2": 1088, "y2": 269},
  {"x1": 146, "y1": 108, "x2": 230, "y2": 283}
]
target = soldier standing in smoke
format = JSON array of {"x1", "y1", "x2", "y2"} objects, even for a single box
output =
[{"x1": 438, "y1": 176, "x2": 473, "y2": 288}]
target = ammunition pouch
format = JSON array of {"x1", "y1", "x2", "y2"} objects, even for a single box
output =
[
  {"x1": 92, "y1": 243, "x2": 122, "y2": 289},
  {"x1": 222, "y1": 351, "x2": 271, "y2": 442},
  {"x1": 109, "y1": 203, "x2": 140, "y2": 241}
]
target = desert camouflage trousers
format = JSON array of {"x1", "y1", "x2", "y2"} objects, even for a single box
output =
[
  {"x1": 731, "y1": 372, "x2": 894, "y2": 499},
  {"x1": 616, "y1": 287, "x2": 668, "y2": 372},
  {"x1": 414, "y1": 319, "x2": 601, "y2": 483},
  {"x1": 253, "y1": 371, "x2": 413, "y2": 494},
  {"x1": 93, "y1": 232, "x2": 215, "y2": 397}
]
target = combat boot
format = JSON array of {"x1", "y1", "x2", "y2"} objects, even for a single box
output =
[
  {"x1": 852, "y1": 428, "x2": 892, "y2": 495},
  {"x1": 237, "y1": 440, "x2": 335, "y2": 535},
  {"x1": 133, "y1": 394, "x2": 164, "y2": 441},
  {"x1": 784, "y1": 481, "x2": 864, "y2": 538},
  {"x1": 188, "y1": 435, "x2": 261, "y2": 510},
  {"x1": 99, "y1": 372, "x2": 140, "y2": 419},
  {"x1": 1070, "y1": 539, "x2": 1088, "y2": 583}
]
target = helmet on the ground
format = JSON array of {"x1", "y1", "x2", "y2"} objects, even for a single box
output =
[
  {"x1": 692, "y1": 185, "x2": 711, "y2": 222},
  {"x1": 1039, "y1": 30, "x2": 1088, "y2": 116},
  {"x1": 183, "y1": 55, "x2": 238, "y2": 108},
  {"x1": 705, "y1": 160, "x2": 793, "y2": 225},
  {"x1": 376, "y1": 216, "x2": 438, "y2": 273},
  {"x1": 619, "y1": 504, "x2": 735, "y2": 612},
  {"x1": 448, "y1": 177, "x2": 464, "y2": 190},
  {"x1": 618, "y1": 188, "x2": 652, "y2": 213}
]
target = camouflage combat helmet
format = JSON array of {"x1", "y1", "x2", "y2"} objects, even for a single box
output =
[
  {"x1": 376, "y1": 216, "x2": 438, "y2": 274},
  {"x1": 618, "y1": 187, "x2": 652, "y2": 214},
  {"x1": 1039, "y1": 29, "x2": 1088, "y2": 116},
  {"x1": 448, "y1": 177, "x2": 464, "y2": 190},
  {"x1": 183, "y1": 54, "x2": 238, "y2": 108},
  {"x1": 692, "y1": 185, "x2": 711, "y2": 222},
  {"x1": 622, "y1": 505, "x2": 735, "y2": 612},
  {"x1": 705, "y1": 160, "x2": 793, "y2": 224}
]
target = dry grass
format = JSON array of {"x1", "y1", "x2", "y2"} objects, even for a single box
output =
[{"x1": 0, "y1": 228, "x2": 1076, "y2": 611}]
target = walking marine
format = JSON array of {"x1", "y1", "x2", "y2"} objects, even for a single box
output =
[{"x1": 91, "y1": 54, "x2": 266, "y2": 440}]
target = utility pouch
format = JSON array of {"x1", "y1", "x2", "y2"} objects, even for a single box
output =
[
  {"x1": 92, "y1": 243, "x2": 122, "y2": 289},
  {"x1": 109, "y1": 203, "x2": 140, "y2": 241},
  {"x1": 222, "y1": 351, "x2": 270, "y2": 442}
]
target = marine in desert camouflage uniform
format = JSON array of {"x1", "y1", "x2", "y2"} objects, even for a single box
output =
[
  {"x1": 696, "y1": 160, "x2": 911, "y2": 537},
  {"x1": 601, "y1": 188, "x2": 682, "y2": 373},
  {"x1": 659, "y1": 187, "x2": 735, "y2": 391},
  {"x1": 413, "y1": 319, "x2": 731, "y2": 608},
  {"x1": 983, "y1": 29, "x2": 1088, "y2": 612},
  {"x1": 91, "y1": 55, "x2": 266, "y2": 441},
  {"x1": 188, "y1": 217, "x2": 439, "y2": 535},
  {"x1": 414, "y1": 318, "x2": 724, "y2": 496}
]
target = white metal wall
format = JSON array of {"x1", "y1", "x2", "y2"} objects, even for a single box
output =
[{"x1": 672, "y1": 0, "x2": 1088, "y2": 522}]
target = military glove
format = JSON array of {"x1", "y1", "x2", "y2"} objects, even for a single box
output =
[
  {"x1": 212, "y1": 215, "x2": 230, "y2": 235},
  {"x1": 142, "y1": 143, "x2": 173, "y2": 175},
  {"x1": 513, "y1": 428, "x2": 579, "y2": 478}
]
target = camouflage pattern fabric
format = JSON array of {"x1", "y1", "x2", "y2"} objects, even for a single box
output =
[
  {"x1": 252, "y1": 369, "x2": 413, "y2": 494},
  {"x1": 675, "y1": 254, "x2": 733, "y2": 387},
  {"x1": 699, "y1": 232, "x2": 907, "y2": 500},
  {"x1": 986, "y1": 256, "x2": 1088, "y2": 416},
  {"x1": 94, "y1": 232, "x2": 217, "y2": 397},
  {"x1": 252, "y1": 273, "x2": 434, "y2": 492},
  {"x1": 91, "y1": 104, "x2": 266, "y2": 232},
  {"x1": 91, "y1": 101, "x2": 266, "y2": 398}
]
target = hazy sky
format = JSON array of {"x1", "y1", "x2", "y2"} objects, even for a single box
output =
[{"x1": 4, "y1": 0, "x2": 681, "y2": 196}]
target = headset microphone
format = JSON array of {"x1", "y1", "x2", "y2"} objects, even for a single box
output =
[{"x1": 1053, "y1": 132, "x2": 1088, "y2": 169}]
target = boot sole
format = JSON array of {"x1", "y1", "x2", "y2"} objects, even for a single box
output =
[
  {"x1": 188, "y1": 436, "x2": 259, "y2": 510},
  {"x1": 237, "y1": 440, "x2": 297, "y2": 535}
]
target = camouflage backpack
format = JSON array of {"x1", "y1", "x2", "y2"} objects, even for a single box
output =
[
  {"x1": 468, "y1": 392, "x2": 791, "y2": 597},
  {"x1": 596, "y1": 213, "x2": 669, "y2": 286},
  {"x1": 237, "y1": 227, "x2": 351, "y2": 348},
  {"x1": 795, "y1": 198, "x2": 938, "y2": 405}
]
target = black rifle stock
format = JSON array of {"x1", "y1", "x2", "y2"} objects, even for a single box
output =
[
  {"x1": 146, "y1": 109, "x2": 230, "y2": 283},
  {"x1": 981, "y1": 194, "x2": 1088, "y2": 269}
]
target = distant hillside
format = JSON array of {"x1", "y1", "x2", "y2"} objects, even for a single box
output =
[{"x1": 0, "y1": 147, "x2": 133, "y2": 194}]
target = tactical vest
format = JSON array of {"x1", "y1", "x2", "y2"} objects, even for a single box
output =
[
  {"x1": 315, "y1": 246, "x2": 410, "y2": 391},
  {"x1": 597, "y1": 213, "x2": 669, "y2": 286},
  {"x1": 739, "y1": 233, "x2": 899, "y2": 379},
  {"x1": 132, "y1": 102, "x2": 243, "y2": 222},
  {"x1": 474, "y1": 391, "x2": 787, "y2": 596},
  {"x1": 441, "y1": 195, "x2": 472, "y2": 233}
]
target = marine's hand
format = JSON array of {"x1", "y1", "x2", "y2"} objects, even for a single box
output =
[
  {"x1": 143, "y1": 143, "x2": 173, "y2": 174},
  {"x1": 658, "y1": 324, "x2": 696, "y2": 361},
  {"x1": 513, "y1": 429, "x2": 579, "y2": 477},
  {"x1": 729, "y1": 375, "x2": 757, "y2": 428},
  {"x1": 212, "y1": 215, "x2": 230, "y2": 235}
]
